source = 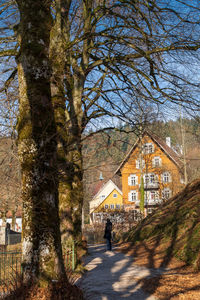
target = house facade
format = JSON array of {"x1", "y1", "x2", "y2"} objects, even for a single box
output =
[
  {"x1": 89, "y1": 179, "x2": 123, "y2": 223},
  {"x1": 116, "y1": 131, "x2": 184, "y2": 215}
]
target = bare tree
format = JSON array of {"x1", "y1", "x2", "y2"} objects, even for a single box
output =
[
  {"x1": 48, "y1": 0, "x2": 200, "y2": 244},
  {"x1": 15, "y1": 0, "x2": 66, "y2": 284},
  {"x1": 0, "y1": 0, "x2": 200, "y2": 265}
]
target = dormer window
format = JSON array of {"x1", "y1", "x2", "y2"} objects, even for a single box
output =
[{"x1": 143, "y1": 143, "x2": 154, "y2": 154}]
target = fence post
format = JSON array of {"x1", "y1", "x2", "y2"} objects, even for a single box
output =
[{"x1": 72, "y1": 241, "x2": 75, "y2": 271}]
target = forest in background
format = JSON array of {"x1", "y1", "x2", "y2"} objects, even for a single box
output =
[{"x1": 0, "y1": 116, "x2": 200, "y2": 220}]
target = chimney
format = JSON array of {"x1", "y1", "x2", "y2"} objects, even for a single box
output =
[
  {"x1": 99, "y1": 172, "x2": 104, "y2": 180},
  {"x1": 166, "y1": 137, "x2": 171, "y2": 148}
]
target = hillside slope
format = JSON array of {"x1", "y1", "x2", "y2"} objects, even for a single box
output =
[{"x1": 125, "y1": 179, "x2": 200, "y2": 270}]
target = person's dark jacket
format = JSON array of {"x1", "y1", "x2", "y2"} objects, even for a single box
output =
[{"x1": 104, "y1": 221, "x2": 112, "y2": 240}]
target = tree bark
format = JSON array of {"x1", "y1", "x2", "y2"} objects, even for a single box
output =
[
  {"x1": 49, "y1": 0, "x2": 84, "y2": 245},
  {"x1": 16, "y1": 0, "x2": 66, "y2": 285}
]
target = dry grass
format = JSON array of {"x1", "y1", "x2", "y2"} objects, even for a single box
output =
[
  {"x1": 117, "y1": 240, "x2": 200, "y2": 300},
  {"x1": 0, "y1": 271, "x2": 84, "y2": 300},
  {"x1": 1, "y1": 280, "x2": 84, "y2": 300}
]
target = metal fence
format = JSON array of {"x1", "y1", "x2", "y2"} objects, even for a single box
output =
[
  {"x1": 0, "y1": 251, "x2": 22, "y2": 283},
  {"x1": 0, "y1": 242, "x2": 77, "y2": 283},
  {"x1": 63, "y1": 241, "x2": 76, "y2": 271}
]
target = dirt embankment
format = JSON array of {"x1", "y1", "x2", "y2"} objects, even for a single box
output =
[{"x1": 117, "y1": 179, "x2": 200, "y2": 299}]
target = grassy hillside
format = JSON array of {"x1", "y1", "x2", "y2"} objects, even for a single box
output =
[{"x1": 124, "y1": 179, "x2": 200, "y2": 270}]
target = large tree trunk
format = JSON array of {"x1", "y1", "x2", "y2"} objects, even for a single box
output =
[
  {"x1": 64, "y1": 126, "x2": 83, "y2": 244},
  {"x1": 49, "y1": 0, "x2": 84, "y2": 246},
  {"x1": 66, "y1": 80, "x2": 84, "y2": 244},
  {"x1": 16, "y1": 0, "x2": 66, "y2": 285},
  {"x1": 49, "y1": 1, "x2": 75, "y2": 245}
]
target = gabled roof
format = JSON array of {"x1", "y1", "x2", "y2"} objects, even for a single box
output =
[
  {"x1": 91, "y1": 179, "x2": 122, "y2": 202},
  {"x1": 90, "y1": 179, "x2": 122, "y2": 214},
  {"x1": 115, "y1": 129, "x2": 183, "y2": 175}
]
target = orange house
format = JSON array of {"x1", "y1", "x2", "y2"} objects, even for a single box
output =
[{"x1": 116, "y1": 130, "x2": 184, "y2": 215}]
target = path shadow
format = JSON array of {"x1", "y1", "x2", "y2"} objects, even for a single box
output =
[{"x1": 77, "y1": 244, "x2": 156, "y2": 300}]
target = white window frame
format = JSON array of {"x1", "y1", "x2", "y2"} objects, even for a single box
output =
[
  {"x1": 144, "y1": 173, "x2": 157, "y2": 184},
  {"x1": 162, "y1": 172, "x2": 171, "y2": 183},
  {"x1": 144, "y1": 174, "x2": 149, "y2": 184},
  {"x1": 128, "y1": 190, "x2": 138, "y2": 202},
  {"x1": 149, "y1": 174, "x2": 155, "y2": 183},
  {"x1": 115, "y1": 204, "x2": 120, "y2": 209},
  {"x1": 145, "y1": 191, "x2": 159, "y2": 203},
  {"x1": 152, "y1": 156, "x2": 162, "y2": 167},
  {"x1": 104, "y1": 204, "x2": 108, "y2": 209},
  {"x1": 136, "y1": 159, "x2": 145, "y2": 169},
  {"x1": 162, "y1": 188, "x2": 171, "y2": 200},
  {"x1": 150, "y1": 191, "x2": 159, "y2": 201},
  {"x1": 101, "y1": 195, "x2": 106, "y2": 200},
  {"x1": 143, "y1": 143, "x2": 154, "y2": 154},
  {"x1": 113, "y1": 193, "x2": 118, "y2": 198},
  {"x1": 128, "y1": 174, "x2": 138, "y2": 186},
  {"x1": 110, "y1": 204, "x2": 115, "y2": 209}
]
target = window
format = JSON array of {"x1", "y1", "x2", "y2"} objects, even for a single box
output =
[
  {"x1": 144, "y1": 173, "x2": 156, "y2": 184},
  {"x1": 147, "y1": 208, "x2": 155, "y2": 215},
  {"x1": 101, "y1": 195, "x2": 106, "y2": 200},
  {"x1": 150, "y1": 191, "x2": 159, "y2": 201},
  {"x1": 104, "y1": 204, "x2": 108, "y2": 209},
  {"x1": 133, "y1": 210, "x2": 142, "y2": 221},
  {"x1": 145, "y1": 191, "x2": 159, "y2": 203},
  {"x1": 144, "y1": 174, "x2": 149, "y2": 184},
  {"x1": 143, "y1": 143, "x2": 154, "y2": 154},
  {"x1": 136, "y1": 159, "x2": 145, "y2": 169},
  {"x1": 162, "y1": 188, "x2": 171, "y2": 200},
  {"x1": 152, "y1": 156, "x2": 161, "y2": 167},
  {"x1": 113, "y1": 193, "x2": 118, "y2": 198},
  {"x1": 128, "y1": 174, "x2": 138, "y2": 186},
  {"x1": 149, "y1": 174, "x2": 155, "y2": 183},
  {"x1": 162, "y1": 172, "x2": 171, "y2": 183},
  {"x1": 128, "y1": 191, "x2": 138, "y2": 202},
  {"x1": 115, "y1": 204, "x2": 120, "y2": 209},
  {"x1": 110, "y1": 204, "x2": 114, "y2": 209},
  {"x1": 150, "y1": 191, "x2": 156, "y2": 200}
]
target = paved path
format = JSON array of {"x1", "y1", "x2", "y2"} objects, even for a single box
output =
[{"x1": 77, "y1": 244, "x2": 159, "y2": 300}]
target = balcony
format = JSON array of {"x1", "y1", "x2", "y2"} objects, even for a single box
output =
[
  {"x1": 144, "y1": 182, "x2": 159, "y2": 190},
  {"x1": 147, "y1": 199, "x2": 162, "y2": 205},
  {"x1": 135, "y1": 199, "x2": 162, "y2": 206}
]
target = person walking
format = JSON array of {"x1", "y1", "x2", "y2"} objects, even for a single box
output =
[{"x1": 104, "y1": 218, "x2": 112, "y2": 251}]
